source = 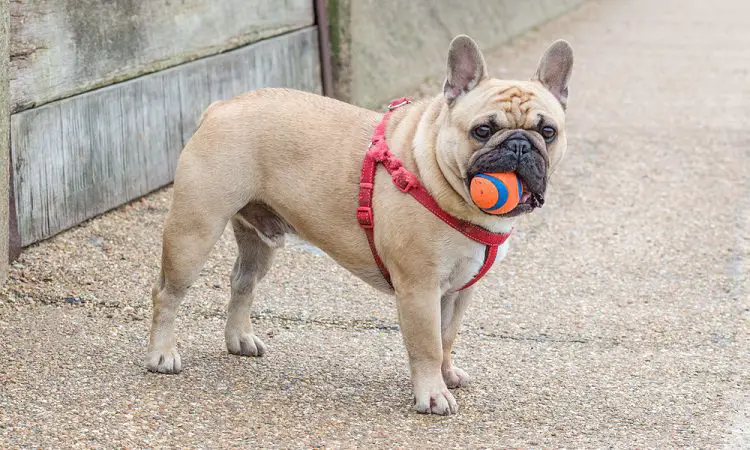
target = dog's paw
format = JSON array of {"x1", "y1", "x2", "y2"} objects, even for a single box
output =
[
  {"x1": 413, "y1": 380, "x2": 458, "y2": 415},
  {"x1": 226, "y1": 331, "x2": 266, "y2": 357},
  {"x1": 443, "y1": 365, "x2": 471, "y2": 389},
  {"x1": 146, "y1": 347, "x2": 182, "y2": 374}
]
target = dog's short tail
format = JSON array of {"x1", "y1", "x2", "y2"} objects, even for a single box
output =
[{"x1": 196, "y1": 100, "x2": 226, "y2": 129}]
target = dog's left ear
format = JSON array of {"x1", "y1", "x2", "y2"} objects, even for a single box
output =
[
  {"x1": 444, "y1": 35, "x2": 488, "y2": 105},
  {"x1": 533, "y1": 40, "x2": 574, "y2": 109}
]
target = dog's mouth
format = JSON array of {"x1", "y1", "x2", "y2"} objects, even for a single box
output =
[
  {"x1": 508, "y1": 178, "x2": 545, "y2": 216},
  {"x1": 465, "y1": 131, "x2": 548, "y2": 217},
  {"x1": 499, "y1": 177, "x2": 545, "y2": 217},
  {"x1": 462, "y1": 174, "x2": 545, "y2": 217}
]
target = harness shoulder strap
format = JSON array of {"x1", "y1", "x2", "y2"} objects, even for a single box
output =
[{"x1": 356, "y1": 98, "x2": 511, "y2": 292}]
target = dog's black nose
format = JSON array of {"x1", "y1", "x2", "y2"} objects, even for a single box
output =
[{"x1": 502, "y1": 135, "x2": 532, "y2": 158}]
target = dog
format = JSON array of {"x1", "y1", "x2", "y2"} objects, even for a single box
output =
[{"x1": 146, "y1": 34, "x2": 573, "y2": 415}]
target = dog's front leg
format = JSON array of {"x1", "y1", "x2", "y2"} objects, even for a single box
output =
[
  {"x1": 394, "y1": 278, "x2": 458, "y2": 415},
  {"x1": 441, "y1": 288, "x2": 473, "y2": 388}
]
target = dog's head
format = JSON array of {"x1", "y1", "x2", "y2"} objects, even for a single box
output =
[{"x1": 436, "y1": 35, "x2": 573, "y2": 217}]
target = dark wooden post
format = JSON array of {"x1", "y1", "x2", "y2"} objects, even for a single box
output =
[{"x1": 0, "y1": 1, "x2": 10, "y2": 278}]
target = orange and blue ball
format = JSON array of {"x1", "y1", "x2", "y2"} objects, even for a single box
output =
[{"x1": 469, "y1": 172, "x2": 523, "y2": 215}]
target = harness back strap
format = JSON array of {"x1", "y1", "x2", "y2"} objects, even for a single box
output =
[{"x1": 357, "y1": 97, "x2": 512, "y2": 291}]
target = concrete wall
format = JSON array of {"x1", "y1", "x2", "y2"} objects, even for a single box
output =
[{"x1": 328, "y1": 0, "x2": 584, "y2": 108}]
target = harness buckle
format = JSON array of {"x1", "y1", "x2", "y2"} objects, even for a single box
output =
[
  {"x1": 392, "y1": 168, "x2": 415, "y2": 193},
  {"x1": 356, "y1": 206, "x2": 374, "y2": 229},
  {"x1": 387, "y1": 98, "x2": 411, "y2": 111}
]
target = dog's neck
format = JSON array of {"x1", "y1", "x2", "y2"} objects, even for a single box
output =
[{"x1": 385, "y1": 95, "x2": 515, "y2": 234}]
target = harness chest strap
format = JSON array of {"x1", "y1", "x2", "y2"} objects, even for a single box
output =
[{"x1": 356, "y1": 98, "x2": 512, "y2": 291}]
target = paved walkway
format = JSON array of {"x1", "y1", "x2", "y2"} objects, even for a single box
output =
[{"x1": 2, "y1": 0, "x2": 749, "y2": 447}]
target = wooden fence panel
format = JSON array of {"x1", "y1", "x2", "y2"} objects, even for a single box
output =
[
  {"x1": 10, "y1": 0, "x2": 314, "y2": 112},
  {"x1": 11, "y1": 27, "x2": 321, "y2": 246}
]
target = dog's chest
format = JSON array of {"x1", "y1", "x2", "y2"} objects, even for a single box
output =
[{"x1": 442, "y1": 239, "x2": 509, "y2": 292}]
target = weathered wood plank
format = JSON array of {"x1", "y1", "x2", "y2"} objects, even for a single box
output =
[
  {"x1": 0, "y1": 0, "x2": 11, "y2": 272},
  {"x1": 11, "y1": 27, "x2": 321, "y2": 246},
  {"x1": 10, "y1": 0, "x2": 314, "y2": 113}
]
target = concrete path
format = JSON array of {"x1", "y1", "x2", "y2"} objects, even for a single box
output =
[{"x1": 2, "y1": 0, "x2": 749, "y2": 447}]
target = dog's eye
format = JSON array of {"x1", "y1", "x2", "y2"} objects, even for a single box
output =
[
  {"x1": 471, "y1": 125, "x2": 492, "y2": 141},
  {"x1": 541, "y1": 126, "x2": 557, "y2": 143}
]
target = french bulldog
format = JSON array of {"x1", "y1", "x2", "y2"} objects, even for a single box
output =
[{"x1": 146, "y1": 34, "x2": 573, "y2": 415}]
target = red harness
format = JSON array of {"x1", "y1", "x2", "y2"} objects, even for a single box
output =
[{"x1": 356, "y1": 98, "x2": 512, "y2": 291}]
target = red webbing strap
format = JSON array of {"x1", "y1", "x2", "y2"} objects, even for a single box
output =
[
  {"x1": 356, "y1": 145, "x2": 391, "y2": 286},
  {"x1": 459, "y1": 245, "x2": 499, "y2": 291},
  {"x1": 357, "y1": 97, "x2": 512, "y2": 291}
]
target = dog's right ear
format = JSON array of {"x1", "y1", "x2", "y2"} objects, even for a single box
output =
[
  {"x1": 443, "y1": 35, "x2": 488, "y2": 105},
  {"x1": 532, "y1": 40, "x2": 574, "y2": 109}
]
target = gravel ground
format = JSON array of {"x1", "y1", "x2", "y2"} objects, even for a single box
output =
[{"x1": 2, "y1": 0, "x2": 750, "y2": 447}]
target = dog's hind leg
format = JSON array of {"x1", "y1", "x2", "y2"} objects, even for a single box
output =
[
  {"x1": 146, "y1": 204, "x2": 228, "y2": 374},
  {"x1": 224, "y1": 203, "x2": 287, "y2": 357},
  {"x1": 146, "y1": 149, "x2": 247, "y2": 373}
]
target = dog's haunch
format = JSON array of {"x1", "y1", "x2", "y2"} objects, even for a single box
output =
[{"x1": 470, "y1": 172, "x2": 522, "y2": 215}]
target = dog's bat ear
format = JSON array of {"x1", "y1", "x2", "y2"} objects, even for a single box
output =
[
  {"x1": 533, "y1": 39, "x2": 574, "y2": 109},
  {"x1": 444, "y1": 35, "x2": 488, "y2": 105}
]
